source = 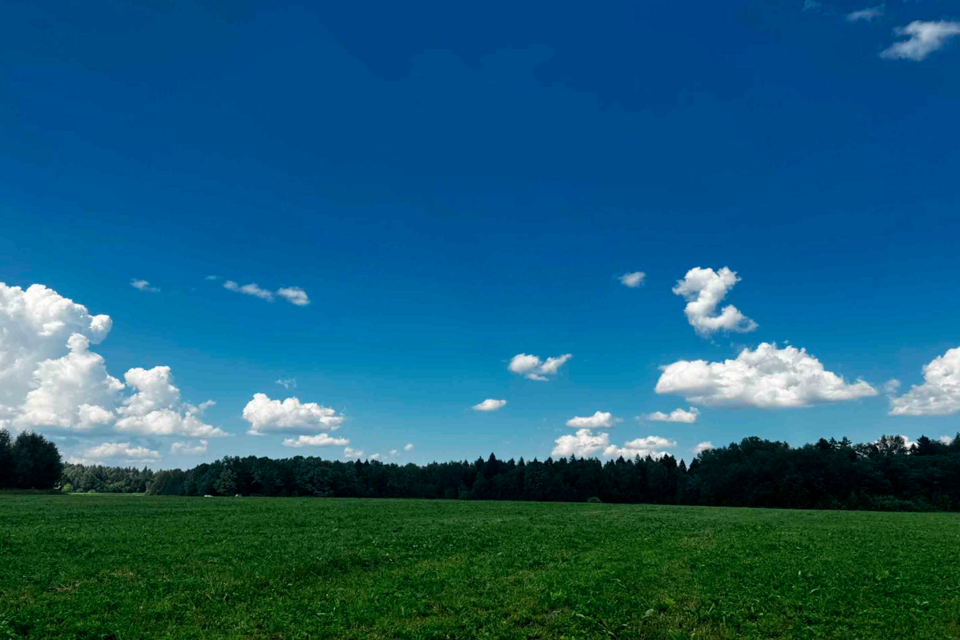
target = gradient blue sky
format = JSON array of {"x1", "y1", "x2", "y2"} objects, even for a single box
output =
[{"x1": 2, "y1": 0, "x2": 959, "y2": 468}]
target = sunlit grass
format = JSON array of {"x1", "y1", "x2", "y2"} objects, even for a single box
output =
[{"x1": 2, "y1": 495, "x2": 959, "y2": 639}]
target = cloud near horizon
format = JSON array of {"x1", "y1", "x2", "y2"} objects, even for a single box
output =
[
  {"x1": 0, "y1": 283, "x2": 221, "y2": 438},
  {"x1": 656, "y1": 343, "x2": 877, "y2": 408},
  {"x1": 888, "y1": 346, "x2": 960, "y2": 416},
  {"x1": 242, "y1": 393, "x2": 345, "y2": 435}
]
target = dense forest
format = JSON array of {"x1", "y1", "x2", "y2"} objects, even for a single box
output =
[{"x1": 5, "y1": 429, "x2": 960, "y2": 511}]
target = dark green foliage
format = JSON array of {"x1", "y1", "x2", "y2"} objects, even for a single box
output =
[
  {"x1": 2, "y1": 496, "x2": 960, "y2": 639},
  {"x1": 60, "y1": 462, "x2": 155, "y2": 493},
  {"x1": 137, "y1": 433, "x2": 960, "y2": 511},
  {"x1": 586, "y1": 496, "x2": 602, "y2": 503},
  {"x1": 3, "y1": 431, "x2": 62, "y2": 490},
  {"x1": 0, "y1": 429, "x2": 13, "y2": 489}
]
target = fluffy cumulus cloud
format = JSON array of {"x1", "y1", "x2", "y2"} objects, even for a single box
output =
[
  {"x1": 656, "y1": 343, "x2": 877, "y2": 408},
  {"x1": 846, "y1": 5, "x2": 883, "y2": 23},
  {"x1": 130, "y1": 279, "x2": 160, "y2": 293},
  {"x1": 242, "y1": 393, "x2": 345, "y2": 435},
  {"x1": 672, "y1": 267, "x2": 757, "y2": 337},
  {"x1": 404, "y1": 443, "x2": 414, "y2": 452},
  {"x1": 343, "y1": 446, "x2": 363, "y2": 460},
  {"x1": 618, "y1": 271, "x2": 646, "y2": 288},
  {"x1": 881, "y1": 21, "x2": 960, "y2": 61},
  {"x1": 551, "y1": 430, "x2": 676, "y2": 459},
  {"x1": 693, "y1": 441, "x2": 714, "y2": 454},
  {"x1": 647, "y1": 407, "x2": 699, "y2": 423},
  {"x1": 604, "y1": 435, "x2": 676, "y2": 460},
  {"x1": 0, "y1": 283, "x2": 222, "y2": 439},
  {"x1": 889, "y1": 346, "x2": 960, "y2": 416},
  {"x1": 71, "y1": 441, "x2": 161, "y2": 465},
  {"x1": 223, "y1": 281, "x2": 310, "y2": 306},
  {"x1": 171, "y1": 440, "x2": 208, "y2": 456},
  {"x1": 283, "y1": 434, "x2": 350, "y2": 448},
  {"x1": 114, "y1": 367, "x2": 223, "y2": 437},
  {"x1": 473, "y1": 399, "x2": 507, "y2": 412},
  {"x1": 508, "y1": 353, "x2": 572, "y2": 381},
  {"x1": 552, "y1": 429, "x2": 610, "y2": 458},
  {"x1": 566, "y1": 411, "x2": 617, "y2": 428}
]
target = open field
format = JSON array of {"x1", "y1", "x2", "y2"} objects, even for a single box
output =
[{"x1": 2, "y1": 496, "x2": 960, "y2": 639}]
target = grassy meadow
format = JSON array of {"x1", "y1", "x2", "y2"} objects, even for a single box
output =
[{"x1": 1, "y1": 496, "x2": 959, "y2": 639}]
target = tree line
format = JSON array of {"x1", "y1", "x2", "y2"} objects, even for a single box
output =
[
  {"x1": 0, "y1": 430, "x2": 63, "y2": 490},
  {"x1": 5, "y1": 429, "x2": 960, "y2": 511}
]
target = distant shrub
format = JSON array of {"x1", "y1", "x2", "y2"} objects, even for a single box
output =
[
  {"x1": 587, "y1": 496, "x2": 602, "y2": 504},
  {"x1": 61, "y1": 483, "x2": 72, "y2": 494}
]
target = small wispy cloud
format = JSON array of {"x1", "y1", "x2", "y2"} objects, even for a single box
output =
[
  {"x1": 130, "y1": 279, "x2": 160, "y2": 293},
  {"x1": 276, "y1": 378, "x2": 297, "y2": 390},
  {"x1": 646, "y1": 407, "x2": 699, "y2": 424},
  {"x1": 803, "y1": 0, "x2": 822, "y2": 12},
  {"x1": 473, "y1": 399, "x2": 507, "y2": 412},
  {"x1": 618, "y1": 271, "x2": 646, "y2": 288},
  {"x1": 224, "y1": 281, "x2": 275, "y2": 301},
  {"x1": 508, "y1": 353, "x2": 573, "y2": 381},
  {"x1": 881, "y1": 20, "x2": 960, "y2": 61},
  {"x1": 846, "y1": 5, "x2": 883, "y2": 22},
  {"x1": 205, "y1": 275, "x2": 219, "y2": 281},
  {"x1": 221, "y1": 280, "x2": 310, "y2": 306}
]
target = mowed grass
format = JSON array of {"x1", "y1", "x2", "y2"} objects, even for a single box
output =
[{"x1": 2, "y1": 497, "x2": 960, "y2": 639}]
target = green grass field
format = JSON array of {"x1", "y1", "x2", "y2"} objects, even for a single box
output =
[{"x1": 2, "y1": 496, "x2": 959, "y2": 639}]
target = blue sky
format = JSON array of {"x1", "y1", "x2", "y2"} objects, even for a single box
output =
[{"x1": 2, "y1": 0, "x2": 959, "y2": 468}]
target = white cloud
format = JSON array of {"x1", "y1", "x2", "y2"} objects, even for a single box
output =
[
  {"x1": 171, "y1": 440, "x2": 209, "y2": 456},
  {"x1": 343, "y1": 446, "x2": 363, "y2": 460},
  {"x1": 76, "y1": 441, "x2": 161, "y2": 462},
  {"x1": 283, "y1": 434, "x2": 350, "y2": 448},
  {"x1": 881, "y1": 21, "x2": 960, "y2": 61},
  {"x1": 204, "y1": 275, "x2": 219, "y2": 281},
  {"x1": 277, "y1": 287, "x2": 310, "y2": 307},
  {"x1": 404, "y1": 443, "x2": 414, "y2": 452},
  {"x1": 242, "y1": 393, "x2": 345, "y2": 435},
  {"x1": 508, "y1": 353, "x2": 572, "y2": 381},
  {"x1": 889, "y1": 346, "x2": 960, "y2": 416},
  {"x1": 618, "y1": 271, "x2": 646, "y2": 288},
  {"x1": 566, "y1": 411, "x2": 617, "y2": 429},
  {"x1": 222, "y1": 280, "x2": 311, "y2": 307},
  {"x1": 389, "y1": 449, "x2": 398, "y2": 456},
  {"x1": 130, "y1": 279, "x2": 160, "y2": 293},
  {"x1": 693, "y1": 441, "x2": 714, "y2": 454},
  {"x1": 940, "y1": 436, "x2": 955, "y2": 445},
  {"x1": 673, "y1": 267, "x2": 757, "y2": 337},
  {"x1": 803, "y1": 0, "x2": 822, "y2": 12},
  {"x1": 16, "y1": 334, "x2": 124, "y2": 431},
  {"x1": 368, "y1": 453, "x2": 382, "y2": 461},
  {"x1": 0, "y1": 283, "x2": 218, "y2": 437},
  {"x1": 552, "y1": 429, "x2": 610, "y2": 458},
  {"x1": 473, "y1": 398, "x2": 507, "y2": 412},
  {"x1": 883, "y1": 379, "x2": 902, "y2": 395},
  {"x1": 846, "y1": 5, "x2": 883, "y2": 22},
  {"x1": 224, "y1": 280, "x2": 274, "y2": 302},
  {"x1": 656, "y1": 343, "x2": 877, "y2": 408},
  {"x1": 604, "y1": 435, "x2": 676, "y2": 460},
  {"x1": 115, "y1": 367, "x2": 223, "y2": 437},
  {"x1": 647, "y1": 407, "x2": 699, "y2": 423},
  {"x1": 276, "y1": 378, "x2": 297, "y2": 390}
]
